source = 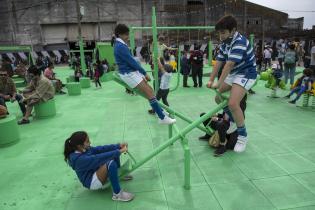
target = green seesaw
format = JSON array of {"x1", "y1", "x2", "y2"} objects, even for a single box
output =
[{"x1": 102, "y1": 71, "x2": 229, "y2": 190}]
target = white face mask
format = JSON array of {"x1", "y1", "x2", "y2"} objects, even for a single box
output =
[{"x1": 186, "y1": 54, "x2": 190, "y2": 59}]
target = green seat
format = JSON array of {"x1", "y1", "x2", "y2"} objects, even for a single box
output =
[
  {"x1": 34, "y1": 98, "x2": 56, "y2": 119},
  {"x1": 79, "y1": 77, "x2": 91, "y2": 88},
  {"x1": 66, "y1": 82, "x2": 81, "y2": 96},
  {"x1": 0, "y1": 115, "x2": 20, "y2": 147},
  {"x1": 66, "y1": 75, "x2": 76, "y2": 83}
]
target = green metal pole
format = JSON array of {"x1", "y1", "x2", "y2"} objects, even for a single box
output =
[
  {"x1": 159, "y1": 103, "x2": 214, "y2": 134},
  {"x1": 130, "y1": 28, "x2": 135, "y2": 54},
  {"x1": 173, "y1": 124, "x2": 191, "y2": 189},
  {"x1": 79, "y1": 37, "x2": 86, "y2": 73},
  {"x1": 208, "y1": 40, "x2": 213, "y2": 66},
  {"x1": 169, "y1": 114, "x2": 173, "y2": 139},
  {"x1": 121, "y1": 99, "x2": 227, "y2": 176},
  {"x1": 250, "y1": 34, "x2": 254, "y2": 47},
  {"x1": 152, "y1": 7, "x2": 159, "y2": 94}
]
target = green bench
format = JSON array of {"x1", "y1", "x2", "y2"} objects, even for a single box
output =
[
  {"x1": 0, "y1": 115, "x2": 20, "y2": 147},
  {"x1": 66, "y1": 82, "x2": 81, "y2": 96},
  {"x1": 34, "y1": 98, "x2": 56, "y2": 119}
]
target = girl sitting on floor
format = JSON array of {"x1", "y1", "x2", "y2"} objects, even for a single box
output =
[
  {"x1": 63, "y1": 131, "x2": 134, "y2": 202},
  {"x1": 285, "y1": 68, "x2": 313, "y2": 104}
]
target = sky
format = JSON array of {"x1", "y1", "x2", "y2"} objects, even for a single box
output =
[{"x1": 246, "y1": 0, "x2": 315, "y2": 29}]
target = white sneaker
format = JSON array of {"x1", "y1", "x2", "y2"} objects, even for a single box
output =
[
  {"x1": 112, "y1": 190, "x2": 135, "y2": 202},
  {"x1": 159, "y1": 116, "x2": 176, "y2": 125},
  {"x1": 163, "y1": 110, "x2": 169, "y2": 116},
  {"x1": 234, "y1": 135, "x2": 248, "y2": 153},
  {"x1": 226, "y1": 121, "x2": 237, "y2": 134}
]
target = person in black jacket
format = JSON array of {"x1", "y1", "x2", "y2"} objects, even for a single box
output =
[
  {"x1": 199, "y1": 94, "x2": 247, "y2": 156},
  {"x1": 180, "y1": 51, "x2": 191, "y2": 87},
  {"x1": 190, "y1": 50, "x2": 204, "y2": 87}
]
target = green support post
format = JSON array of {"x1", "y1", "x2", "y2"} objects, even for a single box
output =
[
  {"x1": 79, "y1": 38, "x2": 87, "y2": 74},
  {"x1": 152, "y1": 7, "x2": 159, "y2": 94},
  {"x1": 168, "y1": 114, "x2": 173, "y2": 139},
  {"x1": 250, "y1": 34, "x2": 254, "y2": 47},
  {"x1": 130, "y1": 28, "x2": 135, "y2": 53},
  {"x1": 208, "y1": 40, "x2": 213, "y2": 66}
]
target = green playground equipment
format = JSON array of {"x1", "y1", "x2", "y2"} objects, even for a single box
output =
[
  {"x1": 101, "y1": 69, "x2": 228, "y2": 190},
  {"x1": 130, "y1": 8, "x2": 215, "y2": 93},
  {"x1": 0, "y1": 45, "x2": 34, "y2": 65},
  {"x1": 94, "y1": 42, "x2": 115, "y2": 67}
]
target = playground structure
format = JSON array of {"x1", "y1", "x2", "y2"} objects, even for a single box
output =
[{"x1": 102, "y1": 70, "x2": 227, "y2": 190}]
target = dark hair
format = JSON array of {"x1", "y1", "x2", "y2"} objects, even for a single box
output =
[
  {"x1": 28, "y1": 65, "x2": 41, "y2": 76},
  {"x1": 48, "y1": 63, "x2": 54, "y2": 68},
  {"x1": 63, "y1": 131, "x2": 88, "y2": 162},
  {"x1": 303, "y1": 68, "x2": 312, "y2": 77},
  {"x1": 288, "y1": 44, "x2": 295, "y2": 50},
  {"x1": 114, "y1": 24, "x2": 129, "y2": 37},
  {"x1": 215, "y1": 15, "x2": 237, "y2": 32}
]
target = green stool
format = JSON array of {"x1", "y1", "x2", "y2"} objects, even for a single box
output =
[
  {"x1": 66, "y1": 75, "x2": 76, "y2": 83},
  {"x1": 79, "y1": 77, "x2": 91, "y2": 88},
  {"x1": 34, "y1": 98, "x2": 56, "y2": 119},
  {"x1": 0, "y1": 115, "x2": 20, "y2": 147},
  {"x1": 66, "y1": 82, "x2": 81, "y2": 96}
]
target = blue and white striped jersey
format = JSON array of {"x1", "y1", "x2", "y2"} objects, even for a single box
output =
[{"x1": 216, "y1": 32, "x2": 257, "y2": 79}]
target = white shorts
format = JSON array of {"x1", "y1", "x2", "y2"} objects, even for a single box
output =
[
  {"x1": 224, "y1": 74, "x2": 256, "y2": 91},
  {"x1": 90, "y1": 172, "x2": 104, "y2": 190},
  {"x1": 119, "y1": 71, "x2": 145, "y2": 89}
]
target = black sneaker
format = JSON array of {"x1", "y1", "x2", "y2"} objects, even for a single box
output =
[
  {"x1": 289, "y1": 100, "x2": 296, "y2": 104},
  {"x1": 284, "y1": 95, "x2": 290, "y2": 99},
  {"x1": 214, "y1": 145, "x2": 226, "y2": 157},
  {"x1": 148, "y1": 109, "x2": 155, "y2": 115},
  {"x1": 199, "y1": 134, "x2": 211, "y2": 141},
  {"x1": 183, "y1": 85, "x2": 190, "y2": 88},
  {"x1": 18, "y1": 119, "x2": 30, "y2": 125}
]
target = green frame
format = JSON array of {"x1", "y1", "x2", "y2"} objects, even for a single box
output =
[{"x1": 130, "y1": 8, "x2": 215, "y2": 93}]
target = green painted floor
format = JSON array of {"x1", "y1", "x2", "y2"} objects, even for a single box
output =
[{"x1": 1, "y1": 65, "x2": 315, "y2": 210}]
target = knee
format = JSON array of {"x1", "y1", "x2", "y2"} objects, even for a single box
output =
[
  {"x1": 228, "y1": 100, "x2": 239, "y2": 112},
  {"x1": 107, "y1": 160, "x2": 118, "y2": 171}
]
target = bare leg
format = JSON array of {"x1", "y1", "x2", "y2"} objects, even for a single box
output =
[
  {"x1": 228, "y1": 84, "x2": 246, "y2": 127},
  {"x1": 96, "y1": 164, "x2": 108, "y2": 184}
]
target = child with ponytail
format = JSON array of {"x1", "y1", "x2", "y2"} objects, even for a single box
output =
[{"x1": 63, "y1": 131, "x2": 134, "y2": 202}]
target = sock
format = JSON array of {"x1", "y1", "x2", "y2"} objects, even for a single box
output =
[
  {"x1": 223, "y1": 106, "x2": 234, "y2": 122},
  {"x1": 149, "y1": 98, "x2": 165, "y2": 120},
  {"x1": 107, "y1": 160, "x2": 121, "y2": 194},
  {"x1": 237, "y1": 126, "x2": 247, "y2": 137}
]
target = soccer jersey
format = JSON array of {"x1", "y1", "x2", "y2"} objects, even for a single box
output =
[{"x1": 216, "y1": 32, "x2": 257, "y2": 79}]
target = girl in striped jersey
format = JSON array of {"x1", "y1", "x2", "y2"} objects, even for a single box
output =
[{"x1": 207, "y1": 15, "x2": 257, "y2": 153}]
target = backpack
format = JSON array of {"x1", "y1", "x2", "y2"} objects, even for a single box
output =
[
  {"x1": 98, "y1": 64, "x2": 105, "y2": 76},
  {"x1": 208, "y1": 131, "x2": 221, "y2": 148},
  {"x1": 284, "y1": 51, "x2": 296, "y2": 64}
]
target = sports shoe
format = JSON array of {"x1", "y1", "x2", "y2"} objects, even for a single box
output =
[
  {"x1": 214, "y1": 144, "x2": 226, "y2": 157},
  {"x1": 234, "y1": 135, "x2": 248, "y2": 153},
  {"x1": 226, "y1": 121, "x2": 237, "y2": 134},
  {"x1": 112, "y1": 190, "x2": 135, "y2": 202},
  {"x1": 159, "y1": 116, "x2": 176, "y2": 125},
  {"x1": 148, "y1": 109, "x2": 155, "y2": 115},
  {"x1": 163, "y1": 110, "x2": 169, "y2": 116},
  {"x1": 288, "y1": 100, "x2": 296, "y2": 104}
]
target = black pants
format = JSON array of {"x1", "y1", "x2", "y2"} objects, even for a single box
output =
[
  {"x1": 95, "y1": 78, "x2": 101, "y2": 87},
  {"x1": 0, "y1": 94, "x2": 26, "y2": 115},
  {"x1": 183, "y1": 75, "x2": 189, "y2": 87},
  {"x1": 278, "y1": 58, "x2": 283, "y2": 70},
  {"x1": 192, "y1": 66, "x2": 203, "y2": 87},
  {"x1": 156, "y1": 89, "x2": 169, "y2": 106},
  {"x1": 200, "y1": 113, "x2": 237, "y2": 149},
  {"x1": 264, "y1": 58, "x2": 271, "y2": 70}
]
